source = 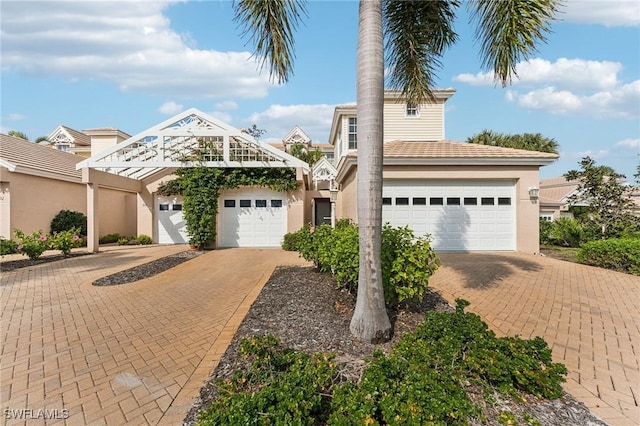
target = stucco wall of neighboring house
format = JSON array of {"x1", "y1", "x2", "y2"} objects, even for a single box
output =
[
  {"x1": 0, "y1": 171, "x2": 133, "y2": 239},
  {"x1": 337, "y1": 164, "x2": 542, "y2": 253}
]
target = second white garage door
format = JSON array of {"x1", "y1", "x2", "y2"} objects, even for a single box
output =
[
  {"x1": 218, "y1": 188, "x2": 288, "y2": 247},
  {"x1": 382, "y1": 180, "x2": 516, "y2": 251}
]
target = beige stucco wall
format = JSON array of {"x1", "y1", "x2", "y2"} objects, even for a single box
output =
[
  {"x1": 337, "y1": 164, "x2": 542, "y2": 253},
  {"x1": 0, "y1": 171, "x2": 133, "y2": 239}
]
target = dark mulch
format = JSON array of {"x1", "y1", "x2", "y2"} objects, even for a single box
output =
[
  {"x1": 184, "y1": 266, "x2": 607, "y2": 426},
  {"x1": 92, "y1": 250, "x2": 203, "y2": 286},
  {"x1": 0, "y1": 252, "x2": 93, "y2": 273}
]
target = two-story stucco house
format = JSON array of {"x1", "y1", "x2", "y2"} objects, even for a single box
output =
[{"x1": 1, "y1": 89, "x2": 557, "y2": 253}]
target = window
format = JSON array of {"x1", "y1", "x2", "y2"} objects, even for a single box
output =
[
  {"x1": 395, "y1": 197, "x2": 409, "y2": 205},
  {"x1": 159, "y1": 204, "x2": 169, "y2": 211},
  {"x1": 240, "y1": 199, "x2": 251, "y2": 208},
  {"x1": 348, "y1": 117, "x2": 357, "y2": 150},
  {"x1": 255, "y1": 199, "x2": 267, "y2": 208},
  {"x1": 325, "y1": 153, "x2": 334, "y2": 163},
  {"x1": 56, "y1": 143, "x2": 70, "y2": 152},
  {"x1": 464, "y1": 197, "x2": 477, "y2": 205},
  {"x1": 224, "y1": 200, "x2": 236, "y2": 208},
  {"x1": 540, "y1": 213, "x2": 553, "y2": 222},
  {"x1": 498, "y1": 197, "x2": 511, "y2": 206},
  {"x1": 172, "y1": 204, "x2": 183, "y2": 211},
  {"x1": 481, "y1": 197, "x2": 494, "y2": 206},
  {"x1": 447, "y1": 197, "x2": 461, "y2": 206},
  {"x1": 271, "y1": 200, "x2": 283, "y2": 208},
  {"x1": 430, "y1": 197, "x2": 444, "y2": 205},
  {"x1": 406, "y1": 103, "x2": 419, "y2": 117},
  {"x1": 382, "y1": 197, "x2": 392, "y2": 205},
  {"x1": 413, "y1": 197, "x2": 426, "y2": 205}
]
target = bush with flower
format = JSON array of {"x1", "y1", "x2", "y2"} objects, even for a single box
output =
[
  {"x1": 50, "y1": 228, "x2": 82, "y2": 256},
  {"x1": 13, "y1": 229, "x2": 51, "y2": 260}
]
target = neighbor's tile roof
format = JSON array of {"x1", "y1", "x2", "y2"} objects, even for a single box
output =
[
  {"x1": 0, "y1": 133, "x2": 82, "y2": 178},
  {"x1": 539, "y1": 177, "x2": 579, "y2": 204},
  {"x1": 346, "y1": 140, "x2": 559, "y2": 160},
  {"x1": 61, "y1": 126, "x2": 91, "y2": 146}
]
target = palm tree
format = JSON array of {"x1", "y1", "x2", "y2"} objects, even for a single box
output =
[
  {"x1": 467, "y1": 130, "x2": 560, "y2": 154},
  {"x1": 8, "y1": 130, "x2": 29, "y2": 140},
  {"x1": 234, "y1": 0, "x2": 559, "y2": 343}
]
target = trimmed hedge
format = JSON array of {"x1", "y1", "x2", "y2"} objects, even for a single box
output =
[
  {"x1": 282, "y1": 221, "x2": 440, "y2": 305},
  {"x1": 578, "y1": 238, "x2": 640, "y2": 275}
]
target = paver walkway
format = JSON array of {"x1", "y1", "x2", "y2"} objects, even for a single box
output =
[
  {"x1": 429, "y1": 252, "x2": 640, "y2": 426},
  {"x1": 1, "y1": 246, "x2": 308, "y2": 425}
]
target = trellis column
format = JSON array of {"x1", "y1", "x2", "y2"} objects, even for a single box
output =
[{"x1": 87, "y1": 183, "x2": 100, "y2": 252}]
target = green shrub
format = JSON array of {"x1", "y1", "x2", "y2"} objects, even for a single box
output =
[
  {"x1": 50, "y1": 210, "x2": 87, "y2": 236},
  {"x1": 117, "y1": 237, "x2": 131, "y2": 246},
  {"x1": 287, "y1": 222, "x2": 439, "y2": 305},
  {"x1": 50, "y1": 228, "x2": 82, "y2": 256},
  {"x1": 14, "y1": 229, "x2": 50, "y2": 260},
  {"x1": 281, "y1": 231, "x2": 300, "y2": 251},
  {"x1": 99, "y1": 233, "x2": 122, "y2": 244},
  {"x1": 1, "y1": 238, "x2": 18, "y2": 255},
  {"x1": 551, "y1": 217, "x2": 584, "y2": 247},
  {"x1": 539, "y1": 218, "x2": 553, "y2": 245},
  {"x1": 197, "y1": 335, "x2": 337, "y2": 426},
  {"x1": 135, "y1": 234, "x2": 153, "y2": 245},
  {"x1": 578, "y1": 238, "x2": 640, "y2": 275}
]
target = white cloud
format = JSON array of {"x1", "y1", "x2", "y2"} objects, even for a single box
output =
[
  {"x1": 0, "y1": 1, "x2": 273, "y2": 99},
  {"x1": 215, "y1": 101, "x2": 239, "y2": 110},
  {"x1": 615, "y1": 138, "x2": 640, "y2": 150},
  {"x1": 454, "y1": 58, "x2": 621, "y2": 90},
  {"x1": 5, "y1": 113, "x2": 27, "y2": 121},
  {"x1": 207, "y1": 110, "x2": 234, "y2": 124},
  {"x1": 158, "y1": 101, "x2": 184, "y2": 115},
  {"x1": 560, "y1": 0, "x2": 640, "y2": 27},
  {"x1": 508, "y1": 80, "x2": 640, "y2": 119},
  {"x1": 246, "y1": 104, "x2": 336, "y2": 142}
]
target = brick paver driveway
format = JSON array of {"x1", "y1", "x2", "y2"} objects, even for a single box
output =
[
  {"x1": 429, "y1": 252, "x2": 640, "y2": 426},
  {"x1": 1, "y1": 246, "x2": 308, "y2": 425}
]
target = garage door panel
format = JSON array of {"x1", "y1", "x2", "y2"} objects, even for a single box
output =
[
  {"x1": 383, "y1": 181, "x2": 515, "y2": 251},
  {"x1": 156, "y1": 196, "x2": 189, "y2": 244}
]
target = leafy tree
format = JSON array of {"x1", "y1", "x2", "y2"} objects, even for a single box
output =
[
  {"x1": 234, "y1": 0, "x2": 559, "y2": 343},
  {"x1": 8, "y1": 130, "x2": 29, "y2": 140},
  {"x1": 288, "y1": 143, "x2": 324, "y2": 166},
  {"x1": 635, "y1": 159, "x2": 640, "y2": 185},
  {"x1": 564, "y1": 157, "x2": 637, "y2": 240},
  {"x1": 467, "y1": 129, "x2": 559, "y2": 154}
]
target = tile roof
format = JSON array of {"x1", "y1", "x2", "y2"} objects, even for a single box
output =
[
  {"x1": 539, "y1": 177, "x2": 579, "y2": 204},
  {"x1": 0, "y1": 133, "x2": 82, "y2": 179},
  {"x1": 61, "y1": 126, "x2": 91, "y2": 146},
  {"x1": 346, "y1": 140, "x2": 559, "y2": 160}
]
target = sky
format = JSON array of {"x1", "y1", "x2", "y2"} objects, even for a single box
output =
[{"x1": 1, "y1": 0, "x2": 639, "y2": 180}]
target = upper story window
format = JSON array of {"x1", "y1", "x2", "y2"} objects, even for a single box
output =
[
  {"x1": 56, "y1": 143, "x2": 70, "y2": 152},
  {"x1": 406, "y1": 103, "x2": 419, "y2": 117},
  {"x1": 348, "y1": 117, "x2": 357, "y2": 150}
]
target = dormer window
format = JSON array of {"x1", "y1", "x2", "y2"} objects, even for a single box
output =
[
  {"x1": 56, "y1": 143, "x2": 70, "y2": 152},
  {"x1": 406, "y1": 103, "x2": 419, "y2": 117}
]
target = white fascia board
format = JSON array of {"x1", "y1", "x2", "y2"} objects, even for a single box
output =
[
  {"x1": 335, "y1": 156, "x2": 357, "y2": 184},
  {"x1": 0, "y1": 159, "x2": 17, "y2": 171}
]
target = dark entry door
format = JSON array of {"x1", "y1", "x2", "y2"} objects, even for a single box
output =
[{"x1": 314, "y1": 199, "x2": 331, "y2": 226}]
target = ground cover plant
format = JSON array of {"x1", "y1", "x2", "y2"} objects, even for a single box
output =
[
  {"x1": 578, "y1": 238, "x2": 640, "y2": 275},
  {"x1": 196, "y1": 300, "x2": 568, "y2": 425}
]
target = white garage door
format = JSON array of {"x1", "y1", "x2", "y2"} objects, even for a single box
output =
[
  {"x1": 156, "y1": 195, "x2": 188, "y2": 244},
  {"x1": 218, "y1": 188, "x2": 288, "y2": 247},
  {"x1": 382, "y1": 181, "x2": 515, "y2": 251}
]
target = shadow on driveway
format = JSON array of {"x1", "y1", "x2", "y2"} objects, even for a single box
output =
[{"x1": 436, "y1": 252, "x2": 543, "y2": 289}]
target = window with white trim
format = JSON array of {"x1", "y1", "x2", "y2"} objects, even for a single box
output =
[
  {"x1": 348, "y1": 117, "x2": 357, "y2": 150},
  {"x1": 406, "y1": 103, "x2": 419, "y2": 117}
]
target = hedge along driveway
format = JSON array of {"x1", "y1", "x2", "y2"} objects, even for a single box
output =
[{"x1": 428, "y1": 252, "x2": 640, "y2": 426}]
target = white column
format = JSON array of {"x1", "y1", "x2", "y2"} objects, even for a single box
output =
[{"x1": 87, "y1": 183, "x2": 100, "y2": 252}]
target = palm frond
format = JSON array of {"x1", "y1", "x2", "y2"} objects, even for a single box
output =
[
  {"x1": 234, "y1": 0, "x2": 307, "y2": 84},
  {"x1": 469, "y1": 0, "x2": 560, "y2": 87},
  {"x1": 383, "y1": 0, "x2": 459, "y2": 106}
]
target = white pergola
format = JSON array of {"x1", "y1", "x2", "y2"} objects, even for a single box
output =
[{"x1": 76, "y1": 108, "x2": 309, "y2": 251}]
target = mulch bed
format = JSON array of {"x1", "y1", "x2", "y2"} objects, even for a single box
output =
[{"x1": 184, "y1": 266, "x2": 607, "y2": 426}]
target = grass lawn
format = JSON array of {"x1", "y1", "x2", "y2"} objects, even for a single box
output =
[{"x1": 540, "y1": 245, "x2": 581, "y2": 263}]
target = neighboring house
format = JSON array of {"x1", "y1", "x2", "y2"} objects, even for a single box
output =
[
  {"x1": 42, "y1": 125, "x2": 130, "y2": 157},
  {"x1": 269, "y1": 125, "x2": 335, "y2": 163},
  {"x1": 3, "y1": 88, "x2": 558, "y2": 253},
  {"x1": 539, "y1": 177, "x2": 581, "y2": 221},
  {"x1": 0, "y1": 134, "x2": 135, "y2": 239}
]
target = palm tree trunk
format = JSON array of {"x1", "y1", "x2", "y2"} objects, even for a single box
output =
[{"x1": 349, "y1": 0, "x2": 391, "y2": 344}]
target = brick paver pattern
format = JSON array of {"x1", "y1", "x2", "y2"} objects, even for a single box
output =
[
  {"x1": 430, "y1": 252, "x2": 639, "y2": 426},
  {"x1": 1, "y1": 246, "x2": 308, "y2": 425}
]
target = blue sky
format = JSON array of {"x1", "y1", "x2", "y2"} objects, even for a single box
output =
[{"x1": 1, "y1": 0, "x2": 639, "y2": 180}]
